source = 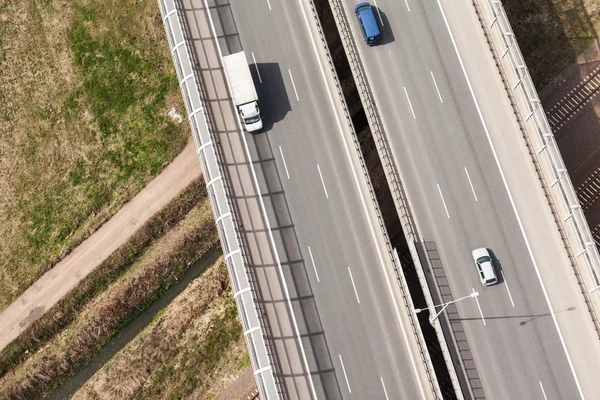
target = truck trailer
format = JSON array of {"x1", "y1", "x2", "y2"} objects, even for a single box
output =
[{"x1": 222, "y1": 51, "x2": 263, "y2": 133}]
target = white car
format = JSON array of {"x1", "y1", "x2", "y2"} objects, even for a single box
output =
[{"x1": 472, "y1": 248, "x2": 498, "y2": 286}]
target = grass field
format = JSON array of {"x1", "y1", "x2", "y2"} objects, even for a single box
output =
[
  {"x1": 504, "y1": 0, "x2": 600, "y2": 90},
  {"x1": 0, "y1": 186, "x2": 219, "y2": 399},
  {"x1": 0, "y1": 0, "x2": 189, "y2": 310},
  {"x1": 73, "y1": 259, "x2": 249, "y2": 400},
  {"x1": 0, "y1": 178, "x2": 206, "y2": 378}
]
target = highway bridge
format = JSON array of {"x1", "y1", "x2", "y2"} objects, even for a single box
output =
[{"x1": 159, "y1": 0, "x2": 600, "y2": 399}]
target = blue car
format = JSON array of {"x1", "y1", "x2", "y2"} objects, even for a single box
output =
[{"x1": 354, "y1": 2, "x2": 382, "y2": 46}]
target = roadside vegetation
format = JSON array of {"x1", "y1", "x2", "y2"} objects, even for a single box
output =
[
  {"x1": 0, "y1": 179, "x2": 219, "y2": 399},
  {"x1": 0, "y1": 178, "x2": 205, "y2": 377},
  {"x1": 504, "y1": 0, "x2": 600, "y2": 89},
  {"x1": 73, "y1": 259, "x2": 250, "y2": 400},
  {"x1": 0, "y1": 0, "x2": 189, "y2": 310}
]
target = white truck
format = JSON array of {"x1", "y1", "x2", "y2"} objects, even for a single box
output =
[{"x1": 222, "y1": 51, "x2": 263, "y2": 133}]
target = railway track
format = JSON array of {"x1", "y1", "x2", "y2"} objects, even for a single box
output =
[
  {"x1": 546, "y1": 64, "x2": 600, "y2": 133},
  {"x1": 576, "y1": 167, "x2": 600, "y2": 210}
]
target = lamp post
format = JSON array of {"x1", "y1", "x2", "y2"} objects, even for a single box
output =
[{"x1": 415, "y1": 291, "x2": 479, "y2": 323}]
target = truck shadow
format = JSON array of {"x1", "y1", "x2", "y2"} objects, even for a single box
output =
[{"x1": 251, "y1": 62, "x2": 291, "y2": 132}]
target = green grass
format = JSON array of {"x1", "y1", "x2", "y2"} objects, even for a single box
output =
[
  {"x1": 0, "y1": 178, "x2": 206, "y2": 378},
  {"x1": 0, "y1": 0, "x2": 189, "y2": 310},
  {"x1": 0, "y1": 187, "x2": 219, "y2": 399}
]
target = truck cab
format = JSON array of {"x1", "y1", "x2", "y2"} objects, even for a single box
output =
[{"x1": 239, "y1": 101, "x2": 263, "y2": 133}]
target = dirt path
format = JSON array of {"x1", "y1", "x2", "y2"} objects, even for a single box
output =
[
  {"x1": 218, "y1": 367, "x2": 259, "y2": 400},
  {"x1": 0, "y1": 140, "x2": 201, "y2": 351}
]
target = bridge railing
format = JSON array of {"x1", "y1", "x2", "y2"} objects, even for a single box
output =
[
  {"x1": 157, "y1": 0, "x2": 280, "y2": 398},
  {"x1": 324, "y1": 1, "x2": 460, "y2": 398},
  {"x1": 475, "y1": 0, "x2": 600, "y2": 336}
]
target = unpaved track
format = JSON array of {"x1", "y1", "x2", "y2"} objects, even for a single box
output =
[{"x1": 0, "y1": 140, "x2": 201, "y2": 351}]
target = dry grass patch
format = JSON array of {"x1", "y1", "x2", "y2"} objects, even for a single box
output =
[
  {"x1": 0, "y1": 178, "x2": 206, "y2": 377},
  {"x1": 73, "y1": 259, "x2": 249, "y2": 400},
  {"x1": 0, "y1": 0, "x2": 189, "y2": 310},
  {"x1": 504, "y1": 0, "x2": 600, "y2": 89},
  {"x1": 0, "y1": 195, "x2": 218, "y2": 399}
]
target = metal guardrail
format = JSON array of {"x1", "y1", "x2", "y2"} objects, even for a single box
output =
[
  {"x1": 322, "y1": 1, "x2": 455, "y2": 399},
  {"x1": 474, "y1": 0, "x2": 600, "y2": 336},
  {"x1": 157, "y1": 1, "x2": 280, "y2": 398}
]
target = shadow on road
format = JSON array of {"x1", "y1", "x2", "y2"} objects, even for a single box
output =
[
  {"x1": 185, "y1": 1, "x2": 343, "y2": 397},
  {"x1": 420, "y1": 239, "x2": 486, "y2": 400},
  {"x1": 374, "y1": 7, "x2": 395, "y2": 45},
  {"x1": 252, "y1": 63, "x2": 291, "y2": 131},
  {"x1": 244, "y1": 130, "x2": 343, "y2": 400}
]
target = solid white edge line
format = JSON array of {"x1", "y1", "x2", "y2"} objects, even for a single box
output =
[
  {"x1": 203, "y1": 2, "x2": 318, "y2": 398},
  {"x1": 473, "y1": 287, "x2": 486, "y2": 325},
  {"x1": 540, "y1": 381, "x2": 548, "y2": 400},
  {"x1": 296, "y1": 1, "x2": 427, "y2": 397},
  {"x1": 500, "y1": 270, "x2": 515, "y2": 307},
  {"x1": 308, "y1": 246, "x2": 320, "y2": 283},
  {"x1": 381, "y1": 377, "x2": 390, "y2": 400},
  {"x1": 317, "y1": 164, "x2": 329, "y2": 199},
  {"x1": 339, "y1": 354, "x2": 352, "y2": 393},
  {"x1": 464, "y1": 167, "x2": 478, "y2": 201},
  {"x1": 348, "y1": 267, "x2": 361, "y2": 303},
  {"x1": 437, "y1": 183, "x2": 450, "y2": 218},
  {"x1": 403, "y1": 86, "x2": 417, "y2": 119},
  {"x1": 288, "y1": 69, "x2": 300, "y2": 101},
  {"x1": 431, "y1": 70, "x2": 443, "y2": 103},
  {"x1": 279, "y1": 145, "x2": 291, "y2": 180},
  {"x1": 436, "y1": 1, "x2": 584, "y2": 397},
  {"x1": 251, "y1": 52, "x2": 262, "y2": 83}
]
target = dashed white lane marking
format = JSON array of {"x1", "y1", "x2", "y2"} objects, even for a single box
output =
[
  {"x1": 431, "y1": 71, "x2": 443, "y2": 103},
  {"x1": 437, "y1": 183, "x2": 450, "y2": 218},
  {"x1": 279, "y1": 146, "x2": 290, "y2": 180},
  {"x1": 373, "y1": 0, "x2": 384, "y2": 26},
  {"x1": 317, "y1": 164, "x2": 329, "y2": 199},
  {"x1": 251, "y1": 52, "x2": 262, "y2": 83},
  {"x1": 540, "y1": 381, "x2": 548, "y2": 400},
  {"x1": 308, "y1": 246, "x2": 320, "y2": 283},
  {"x1": 340, "y1": 354, "x2": 352, "y2": 393},
  {"x1": 464, "y1": 167, "x2": 478, "y2": 201},
  {"x1": 348, "y1": 267, "x2": 361, "y2": 304},
  {"x1": 381, "y1": 377, "x2": 390, "y2": 400},
  {"x1": 501, "y1": 270, "x2": 515, "y2": 307},
  {"x1": 404, "y1": 86, "x2": 417, "y2": 119},
  {"x1": 288, "y1": 69, "x2": 300, "y2": 101}
]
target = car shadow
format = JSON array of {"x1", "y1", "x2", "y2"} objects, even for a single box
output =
[
  {"x1": 488, "y1": 248, "x2": 505, "y2": 285},
  {"x1": 374, "y1": 7, "x2": 395, "y2": 45}
]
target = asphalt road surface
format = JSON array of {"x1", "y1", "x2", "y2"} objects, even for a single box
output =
[
  {"x1": 340, "y1": 0, "x2": 600, "y2": 399},
  {"x1": 212, "y1": 0, "x2": 434, "y2": 398}
]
